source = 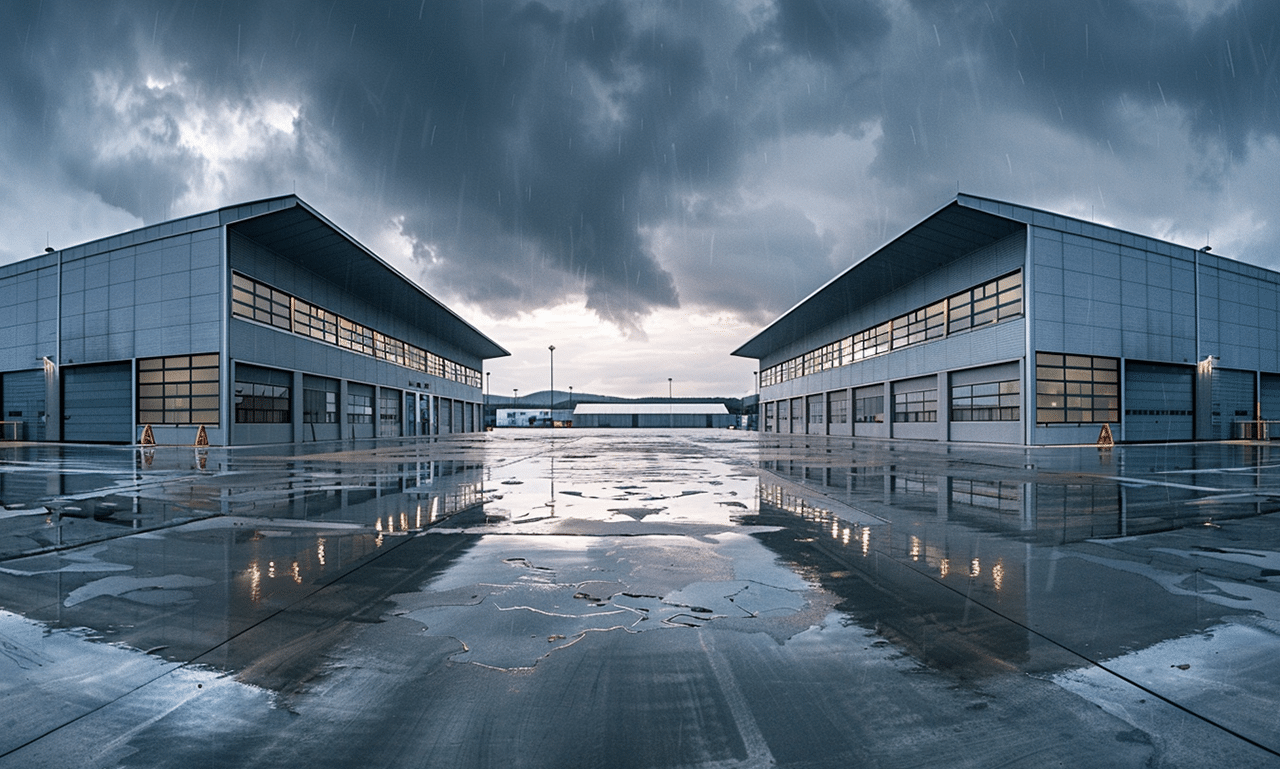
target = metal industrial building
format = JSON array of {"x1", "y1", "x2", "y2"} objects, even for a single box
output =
[
  {"x1": 734, "y1": 193, "x2": 1280, "y2": 445},
  {"x1": 572, "y1": 402, "x2": 736, "y2": 428},
  {"x1": 0, "y1": 195, "x2": 507, "y2": 445}
]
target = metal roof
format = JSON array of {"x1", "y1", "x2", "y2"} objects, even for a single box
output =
[
  {"x1": 574, "y1": 403, "x2": 729, "y2": 415},
  {"x1": 225, "y1": 196, "x2": 508, "y2": 361},
  {"x1": 732, "y1": 196, "x2": 1024, "y2": 360}
]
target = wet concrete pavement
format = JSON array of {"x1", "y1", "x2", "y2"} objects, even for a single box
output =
[{"x1": 2, "y1": 431, "x2": 1280, "y2": 767}]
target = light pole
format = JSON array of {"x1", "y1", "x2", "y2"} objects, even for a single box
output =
[{"x1": 549, "y1": 345, "x2": 555, "y2": 428}]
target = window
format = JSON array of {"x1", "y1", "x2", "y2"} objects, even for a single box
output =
[
  {"x1": 347, "y1": 390, "x2": 373, "y2": 424},
  {"x1": 138, "y1": 354, "x2": 220, "y2": 426},
  {"x1": 378, "y1": 389, "x2": 401, "y2": 436},
  {"x1": 853, "y1": 321, "x2": 892, "y2": 361},
  {"x1": 294, "y1": 299, "x2": 338, "y2": 345},
  {"x1": 951, "y1": 380, "x2": 1020, "y2": 421},
  {"x1": 893, "y1": 388, "x2": 938, "y2": 423},
  {"x1": 1035, "y1": 353, "x2": 1119, "y2": 424},
  {"x1": 232, "y1": 274, "x2": 291, "y2": 330},
  {"x1": 807, "y1": 395, "x2": 824, "y2": 424},
  {"x1": 892, "y1": 301, "x2": 945, "y2": 349},
  {"x1": 855, "y1": 394, "x2": 884, "y2": 423},
  {"x1": 948, "y1": 272, "x2": 1022, "y2": 334},
  {"x1": 234, "y1": 366, "x2": 291, "y2": 424},
  {"x1": 828, "y1": 391, "x2": 849, "y2": 424},
  {"x1": 757, "y1": 272, "x2": 1023, "y2": 389},
  {"x1": 764, "y1": 401, "x2": 776, "y2": 432},
  {"x1": 231, "y1": 272, "x2": 480, "y2": 388},
  {"x1": 302, "y1": 376, "x2": 338, "y2": 424}
]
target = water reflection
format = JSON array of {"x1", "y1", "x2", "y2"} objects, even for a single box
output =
[{"x1": 759, "y1": 444, "x2": 1280, "y2": 546}]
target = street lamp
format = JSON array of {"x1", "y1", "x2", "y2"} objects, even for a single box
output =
[
  {"x1": 668, "y1": 377, "x2": 673, "y2": 428},
  {"x1": 549, "y1": 345, "x2": 556, "y2": 428}
]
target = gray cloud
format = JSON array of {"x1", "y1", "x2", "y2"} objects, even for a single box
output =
[{"x1": 3, "y1": 0, "x2": 1279, "y2": 329}]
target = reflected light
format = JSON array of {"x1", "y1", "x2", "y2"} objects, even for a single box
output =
[
  {"x1": 400, "y1": 512, "x2": 409, "y2": 531},
  {"x1": 430, "y1": 497, "x2": 439, "y2": 523},
  {"x1": 415, "y1": 503, "x2": 423, "y2": 529},
  {"x1": 909, "y1": 536, "x2": 922, "y2": 561},
  {"x1": 992, "y1": 560, "x2": 1004, "y2": 592},
  {"x1": 376, "y1": 518, "x2": 383, "y2": 532},
  {"x1": 248, "y1": 562, "x2": 261, "y2": 603},
  {"x1": 831, "y1": 521, "x2": 840, "y2": 540},
  {"x1": 317, "y1": 537, "x2": 327, "y2": 567},
  {"x1": 969, "y1": 558, "x2": 980, "y2": 578},
  {"x1": 841, "y1": 527, "x2": 851, "y2": 546},
  {"x1": 940, "y1": 558, "x2": 950, "y2": 578},
  {"x1": 268, "y1": 561, "x2": 276, "y2": 579},
  {"x1": 860, "y1": 527, "x2": 870, "y2": 556}
]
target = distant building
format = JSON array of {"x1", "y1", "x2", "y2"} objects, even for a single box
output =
[
  {"x1": 735, "y1": 193, "x2": 1280, "y2": 444},
  {"x1": 572, "y1": 402, "x2": 735, "y2": 428},
  {"x1": 0, "y1": 195, "x2": 507, "y2": 445},
  {"x1": 496, "y1": 409, "x2": 551, "y2": 427}
]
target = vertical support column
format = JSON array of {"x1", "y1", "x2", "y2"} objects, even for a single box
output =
[
  {"x1": 292, "y1": 371, "x2": 304, "y2": 443},
  {"x1": 373, "y1": 386, "x2": 383, "y2": 438},
  {"x1": 339, "y1": 379, "x2": 350, "y2": 439},
  {"x1": 43, "y1": 358, "x2": 61, "y2": 442},
  {"x1": 1118, "y1": 358, "x2": 1127, "y2": 443}
]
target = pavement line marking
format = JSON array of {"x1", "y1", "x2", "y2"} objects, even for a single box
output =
[
  {"x1": 1103, "y1": 476, "x2": 1228, "y2": 492},
  {"x1": 698, "y1": 631, "x2": 776, "y2": 769}
]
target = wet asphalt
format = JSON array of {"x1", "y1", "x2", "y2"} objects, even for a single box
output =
[{"x1": 1, "y1": 430, "x2": 1280, "y2": 768}]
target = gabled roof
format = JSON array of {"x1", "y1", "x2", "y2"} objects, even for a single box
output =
[
  {"x1": 732, "y1": 195, "x2": 1023, "y2": 360},
  {"x1": 225, "y1": 195, "x2": 508, "y2": 361}
]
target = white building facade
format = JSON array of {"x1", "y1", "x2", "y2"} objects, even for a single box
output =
[{"x1": 734, "y1": 194, "x2": 1280, "y2": 445}]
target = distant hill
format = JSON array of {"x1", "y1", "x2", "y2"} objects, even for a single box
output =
[{"x1": 488, "y1": 390, "x2": 750, "y2": 410}]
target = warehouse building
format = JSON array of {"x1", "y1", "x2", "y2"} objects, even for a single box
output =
[
  {"x1": 572, "y1": 402, "x2": 736, "y2": 428},
  {"x1": 733, "y1": 193, "x2": 1280, "y2": 445},
  {"x1": 0, "y1": 195, "x2": 507, "y2": 445}
]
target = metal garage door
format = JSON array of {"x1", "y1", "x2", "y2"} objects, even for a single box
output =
[
  {"x1": 63, "y1": 362, "x2": 133, "y2": 443},
  {"x1": 1260, "y1": 374, "x2": 1280, "y2": 421},
  {"x1": 1124, "y1": 362, "x2": 1193, "y2": 442},
  {"x1": 1211, "y1": 369, "x2": 1254, "y2": 440},
  {"x1": 2, "y1": 370, "x2": 46, "y2": 441}
]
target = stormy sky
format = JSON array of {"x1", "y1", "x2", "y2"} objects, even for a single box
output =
[{"x1": 4, "y1": 0, "x2": 1280, "y2": 399}]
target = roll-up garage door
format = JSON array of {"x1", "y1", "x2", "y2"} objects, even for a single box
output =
[
  {"x1": 1260, "y1": 375, "x2": 1280, "y2": 421},
  {"x1": 63, "y1": 362, "x2": 133, "y2": 443},
  {"x1": 1124, "y1": 362, "x2": 1193, "y2": 442},
  {"x1": 2, "y1": 370, "x2": 46, "y2": 441},
  {"x1": 1211, "y1": 368, "x2": 1254, "y2": 440}
]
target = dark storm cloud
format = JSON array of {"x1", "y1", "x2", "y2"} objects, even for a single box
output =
[
  {"x1": 4, "y1": 0, "x2": 1279, "y2": 328},
  {"x1": 881, "y1": 0, "x2": 1280, "y2": 169}
]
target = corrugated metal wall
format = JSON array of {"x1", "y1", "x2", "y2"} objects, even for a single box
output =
[
  {"x1": 1124, "y1": 362, "x2": 1193, "y2": 442},
  {"x1": 62, "y1": 362, "x2": 132, "y2": 443}
]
